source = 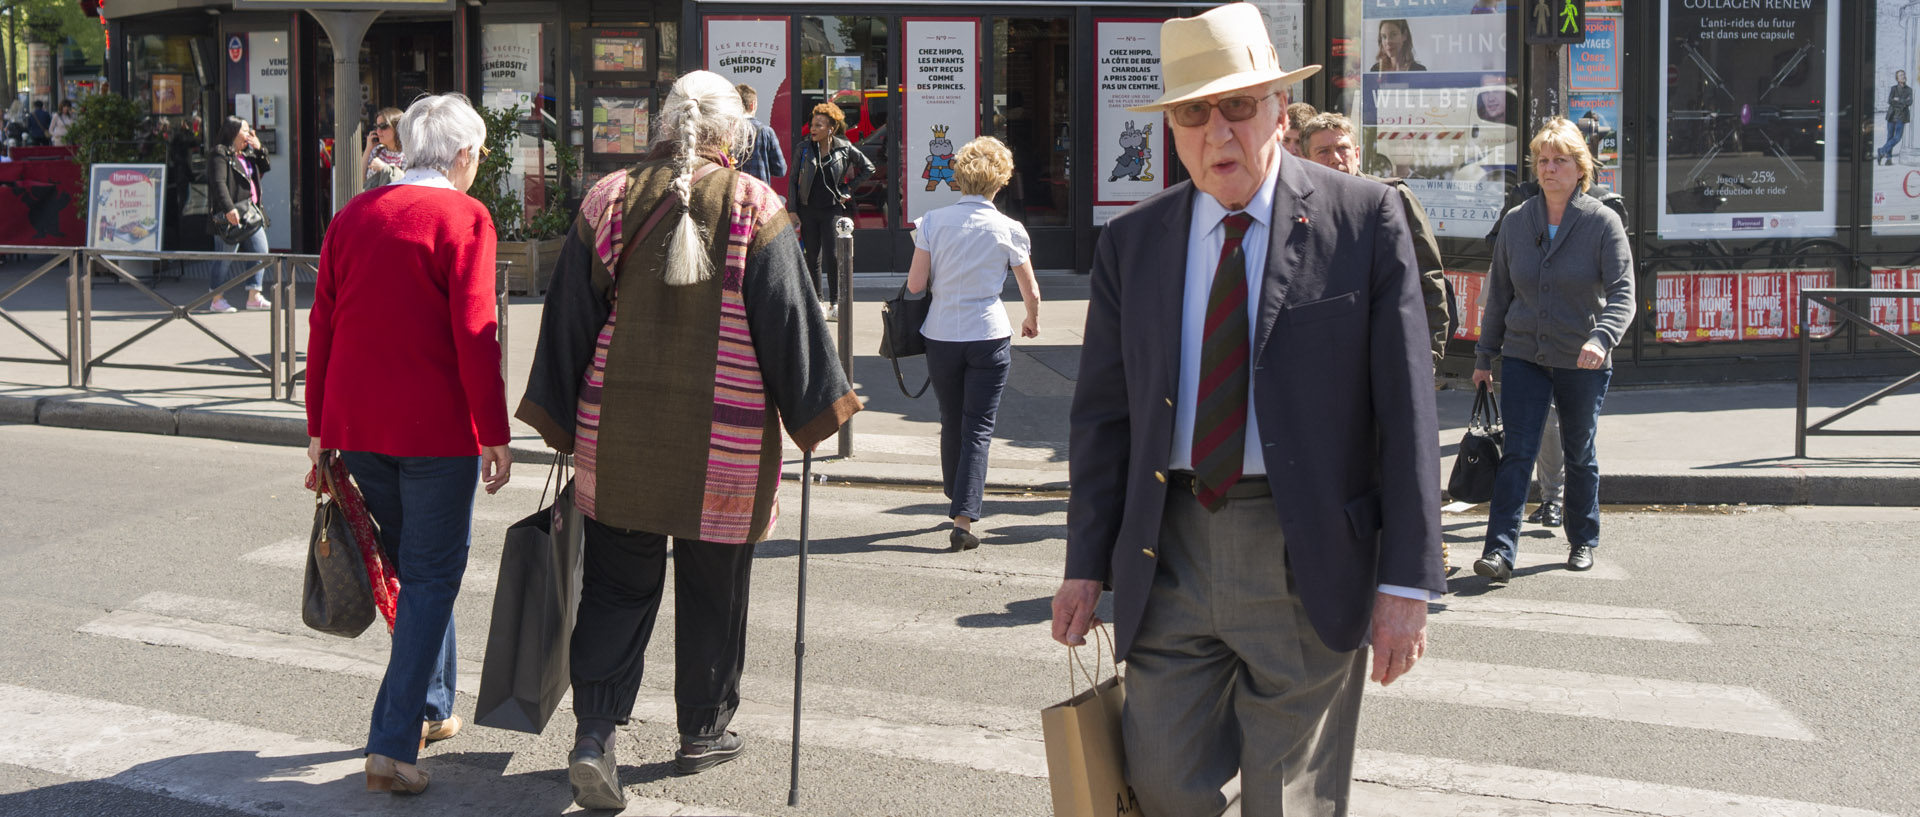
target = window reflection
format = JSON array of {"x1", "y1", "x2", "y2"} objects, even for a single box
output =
[
  {"x1": 801, "y1": 16, "x2": 891, "y2": 228},
  {"x1": 992, "y1": 18, "x2": 1070, "y2": 228}
]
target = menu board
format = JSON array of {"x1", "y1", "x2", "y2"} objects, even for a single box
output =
[
  {"x1": 591, "y1": 96, "x2": 649, "y2": 156},
  {"x1": 1654, "y1": 269, "x2": 1836, "y2": 343},
  {"x1": 86, "y1": 164, "x2": 166, "y2": 252},
  {"x1": 590, "y1": 30, "x2": 650, "y2": 74}
]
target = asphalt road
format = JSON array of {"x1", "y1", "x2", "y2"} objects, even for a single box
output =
[{"x1": 0, "y1": 424, "x2": 1915, "y2": 816}]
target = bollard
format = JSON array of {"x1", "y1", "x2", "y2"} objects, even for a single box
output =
[{"x1": 834, "y1": 216, "x2": 855, "y2": 460}]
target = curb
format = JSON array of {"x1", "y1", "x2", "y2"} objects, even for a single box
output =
[{"x1": 6, "y1": 398, "x2": 1915, "y2": 506}]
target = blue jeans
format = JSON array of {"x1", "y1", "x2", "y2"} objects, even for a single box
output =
[
  {"x1": 1880, "y1": 120, "x2": 1907, "y2": 159},
  {"x1": 1482, "y1": 359, "x2": 1611, "y2": 564},
  {"x1": 214, "y1": 226, "x2": 269, "y2": 292},
  {"x1": 341, "y1": 452, "x2": 478, "y2": 764},
  {"x1": 924, "y1": 337, "x2": 1011, "y2": 521}
]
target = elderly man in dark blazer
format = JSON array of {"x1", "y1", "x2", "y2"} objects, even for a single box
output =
[{"x1": 1050, "y1": 5, "x2": 1445, "y2": 815}]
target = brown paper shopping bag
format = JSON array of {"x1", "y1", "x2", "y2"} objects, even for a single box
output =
[{"x1": 1041, "y1": 627, "x2": 1144, "y2": 817}]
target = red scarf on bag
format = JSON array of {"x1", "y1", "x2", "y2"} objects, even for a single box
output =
[{"x1": 305, "y1": 457, "x2": 400, "y2": 631}]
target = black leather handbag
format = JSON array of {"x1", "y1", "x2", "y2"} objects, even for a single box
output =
[
  {"x1": 877, "y1": 283, "x2": 931, "y2": 398},
  {"x1": 1446, "y1": 382, "x2": 1505, "y2": 504},
  {"x1": 216, "y1": 200, "x2": 268, "y2": 245}
]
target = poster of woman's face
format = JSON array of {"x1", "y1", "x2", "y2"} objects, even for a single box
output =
[{"x1": 1360, "y1": 4, "x2": 1506, "y2": 74}]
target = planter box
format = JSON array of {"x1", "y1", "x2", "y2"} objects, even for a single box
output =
[{"x1": 499, "y1": 237, "x2": 567, "y2": 295}]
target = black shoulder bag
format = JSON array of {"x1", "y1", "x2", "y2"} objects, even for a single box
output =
[
  {"x1": 877, "y1": 283, "x2": 932, "y2": 398},
  {"x1": 1446, "y1": 382, "x2": 1505, "y2": 504}
]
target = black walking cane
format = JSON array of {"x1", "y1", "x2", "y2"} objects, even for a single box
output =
[{"x1": 787, "y1": 450, "x2": 813, "y2": 806}]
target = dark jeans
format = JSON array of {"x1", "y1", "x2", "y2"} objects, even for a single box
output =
[
  {"x1": 1482, "y1": 359, "x2": 1611, "y2": 564},
  {"x1": 340, "y1": 452, "x2": 478, "y2": 764},
  {"x1": 570, "y1": 516, "x2": 756, "y2": 739},
  {"x1": 1880, "y1": 120, "x2": 1907, "y2": 159},
  {"x1": 215, "y1": 226, "x2": 269, "y2": 292},
  {"x1": 797, "y1": 206, "x2": 846, "y2": 304},
  {"x1": 924, "y1": 337, "x2": 1011, "y2": 522}
]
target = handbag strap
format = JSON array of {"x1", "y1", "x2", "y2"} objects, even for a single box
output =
[{"x1": 892, "y1": 355, "x2": 931, "y2": 399}]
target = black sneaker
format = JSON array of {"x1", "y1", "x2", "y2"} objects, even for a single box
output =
[
  {"x1": 567, "y1": 738, "x2": 626, "y2": 810},
  {"x1": 674, "y1": 731, "x2": 744, "y2": 775}
]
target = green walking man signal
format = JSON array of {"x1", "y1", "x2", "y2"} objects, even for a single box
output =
[{"x1": 1527, "y1": 0, "x2": 1586, "y2": 45}]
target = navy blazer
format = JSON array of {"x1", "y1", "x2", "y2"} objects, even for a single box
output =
[{"x1": 1067, "y1": 155, "x2": 1445, "y2": 658}]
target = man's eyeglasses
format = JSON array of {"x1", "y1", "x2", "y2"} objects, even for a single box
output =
[{"x1": 1169, "y1": 93, "x2": 1276, "y2": 128}]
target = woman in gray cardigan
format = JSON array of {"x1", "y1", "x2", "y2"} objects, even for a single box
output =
[{"x1": 1471, "y1": 118, "x2": 1635, "y2": 580}]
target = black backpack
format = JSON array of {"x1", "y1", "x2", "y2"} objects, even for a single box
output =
[{"x1": 1484, "y1": 180, "x2": 1629, "y2": 249}]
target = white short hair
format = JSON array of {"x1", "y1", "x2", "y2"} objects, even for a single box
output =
[{"x1": 398, "y1": 93, "x2": 486, "y2": 174}]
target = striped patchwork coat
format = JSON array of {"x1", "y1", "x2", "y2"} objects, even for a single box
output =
[{"x1": 518, "y1": 148, "x2": 860, "y2": 544}]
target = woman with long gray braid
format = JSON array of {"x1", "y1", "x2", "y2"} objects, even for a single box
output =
[{"x1": 518, "y1": 70, "x2": 858, "y2": 810}]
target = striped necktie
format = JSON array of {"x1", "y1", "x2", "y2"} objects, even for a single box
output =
[{"x1": 1192, "y1": 212, "x2": 1255, "y2": 512}]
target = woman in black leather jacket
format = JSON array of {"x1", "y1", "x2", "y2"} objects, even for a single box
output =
[
  {"x1": 206, "y1": 115, "x2": 273, "y2": 313},
  {"x1": 791, "y1": 102, "x2": 873, "y2": 319}
]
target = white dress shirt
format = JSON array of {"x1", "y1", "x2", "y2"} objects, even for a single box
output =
[
  {"x1": 1170, "y1": 156, "x2": 1433, "y2": 603},
  {"x1": 395, "y1": 167, "x2": 456, "y2": 189}
]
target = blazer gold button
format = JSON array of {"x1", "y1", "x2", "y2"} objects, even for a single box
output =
[
  {"x1": 1155, "y1": 471, "x2": 1167, "y2": 483},
  {"x1": 1165, "y1": 397, "x2": 1173, "y2": 406},
  {"x1": 1142, "y1": 548, "x2": 1156, "y2": 558}
]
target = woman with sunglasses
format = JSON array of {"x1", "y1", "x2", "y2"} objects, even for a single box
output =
[{"x1": 363, "y1": 107, "x2": 407, "y2": 191}]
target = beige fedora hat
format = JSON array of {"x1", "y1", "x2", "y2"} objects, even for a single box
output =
[{"x1": 1128, "y1": 3, "x2": 1322, "y2": 113}]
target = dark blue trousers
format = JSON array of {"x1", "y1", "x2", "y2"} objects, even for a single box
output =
[
  {"x1": 1482, "y1": 359, "x2": 1611, "y2": 564},
  {"x1": 924, "y1": 337, "x2": 1011, "y2": 522},
  {"x1": 342, "y1": 452, "x2": 477, "y2": 764}
]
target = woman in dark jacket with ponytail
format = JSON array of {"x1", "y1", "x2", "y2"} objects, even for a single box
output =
[{"x1": 206, "y1": 115, "x2": 272, "y2": 313}]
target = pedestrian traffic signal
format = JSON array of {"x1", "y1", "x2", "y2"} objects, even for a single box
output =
[{"x1": 1526, "y1": 0, "x2": 1586, "y2": 45}]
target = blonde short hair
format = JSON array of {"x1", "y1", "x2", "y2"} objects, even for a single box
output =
[
  {"x1": 953, "y1": 136, "x2": 1014, "y2": 196},
  {"x1": 1529, "y1": 117, "x2": 1594, "y2": 193}
]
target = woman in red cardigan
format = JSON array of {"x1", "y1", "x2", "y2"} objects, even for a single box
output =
[{"x1": 304, "y1": 92, "x2": 512, "y2": 796}]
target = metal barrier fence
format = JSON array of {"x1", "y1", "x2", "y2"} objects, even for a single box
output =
[
  {"x1": 1796, "y1": 287, "x2": 1920, "y2": 457},
  {"x1": 0, "y1": 246, "x2": 513, "y2": 401}
]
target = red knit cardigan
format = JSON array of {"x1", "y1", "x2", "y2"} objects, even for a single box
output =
[{"x1": 305, "y1": 184, "x2": 510, "y2": 456}]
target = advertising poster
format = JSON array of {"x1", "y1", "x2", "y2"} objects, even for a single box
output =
[
  {"x1": 591, "y1": 35, "x2": 648, "y2": 73},
  {"x1": 1360, "y1": 0, "x2": 1513, "y2": 238},
  {"x1": 1868, "y1": 267, "x2": 1920, "y2": 336},
  {"x1": 1568, "y1": 15, "x2": 1620, "y2": 92},
  {"x1": 86, "y1": 164, "x2": 166, "y2": 252},
  {"x1": 1656, "y1": 269, "x2": 1837, "y2": 342},
  {"x1": 152, "y1": 74, "x2": 184, "y2": 115},
  {"x1": 1658, "y1": 0, "x2": 1839, "y2": 239},
  {"x1": 1870, "y1": 1, "x2": 1920, "y2": 234},
  {"x1": 1093, "y1": 20, "x2": 1167, "y2": 225},
  {"x1": 481, "y1": 23, "x2": 540, "y2": 113},
  {"x1": 902, "y1": 18, "x2": 978, "y2": 224},
  {"x1": 1444, "y1": 270, "x2": 1487, "y2": 341},
  {"x1": 1249, "y1": 1, "x2": 1307, "y2": 72},
  {"x1": 707, "y1": 17, "x2": 790, "y2": 197}
]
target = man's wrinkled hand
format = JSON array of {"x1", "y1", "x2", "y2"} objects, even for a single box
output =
[
  {"x1": 1369, "y1": 592, "x2": 1428, "y2": 686},
  {"x1": 1051, "y1": 579, "x2": 1104, "y2": 647}
]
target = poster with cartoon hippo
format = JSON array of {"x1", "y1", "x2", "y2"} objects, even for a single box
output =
[
  {"x1": 921, "y1": 125, "x2": 962, "y2": 191},
  {"x1": 903, "y1": 18, "x2": 977, "y2": 222},
  {"x1": 1094, "y1": 19, "x2": 1168, "y2": 224}
]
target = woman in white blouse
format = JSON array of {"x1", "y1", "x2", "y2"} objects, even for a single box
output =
[{"x1": 905, "y1": 136, "x2": 1041, "y2": 552}]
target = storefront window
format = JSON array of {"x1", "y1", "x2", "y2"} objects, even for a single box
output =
[
  {"x1": 991, "y1": 18, "x2": 1070, "y2": 228},
  {"x1": 1870, "y1": 0, "x2": 1919, "y2": 236},
  {"x1": 129, "y1": 34, "x2": 213, "y2": 250},
  {"x1": 571, "y1": 23, "x2": 658, "y2": 192},
  {"x1": 800, "y1": 15, "x2": 892, "y2": 229},
  {"x1": 483, "y1": 22, "x2": 562, "y2": 219}
]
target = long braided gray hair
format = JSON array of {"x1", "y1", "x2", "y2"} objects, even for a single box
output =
[{"x1": 654, "y1": 70, "x2": 755, "y2": 286}]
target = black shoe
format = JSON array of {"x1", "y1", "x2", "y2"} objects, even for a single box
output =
[
  {"x1": 1539, "y1": 501, "x2": 1563, "y2": 528},
  {"x1": 1567, "y1": 545, "x2": 1595, "y2": 571},
  {"x1": 568, "y1": 738, "x2": 626, "y2": 810},
  {"x1": 1472, "y1": 552, "x2": 1513, "y2": 582},
  {"x1": 675, "y1": 731, "x2": 744, "y2": 775},
  {"x1": 948, "y1": 528, "x2": 980, "y2": 552},
  {"x1": 1525, "y1": 504, "x2": 1544, "y2": 524}
]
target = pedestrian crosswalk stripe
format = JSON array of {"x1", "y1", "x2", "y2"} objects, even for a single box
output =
[
  {"x1": 1429, "y1": 596, "x2": 1709, "y2": 643},
  {"x1": 0, "y1": 683, "x2": 756, "y2": 817},
  {"x1": 1353, "y1": 750, "x2": 1902, "y2": 817},
  {"x1": 78, "y1": 604, "x2": 1048, "y2": 778},
  {"x1": 1373, "y1": 658, "x2": 1817, "y2": 741},
  {"x1": 241, "y1": 536, "x2": 502, "y2": 589}
]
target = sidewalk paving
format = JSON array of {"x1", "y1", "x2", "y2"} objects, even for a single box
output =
[{"x1": 2, "y1": 261, "x2": 1917, "y2": 505}]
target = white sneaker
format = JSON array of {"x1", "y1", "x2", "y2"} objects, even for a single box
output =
[
  {"x1": 826, "y1": 304, "x2": 840, "y2": 322},
  {"x1": 246, "y1": 291, "x2": 271, "y2": 310},
  {"x1": 207, "y1": 296, "x2": 238, "y2": 313}
]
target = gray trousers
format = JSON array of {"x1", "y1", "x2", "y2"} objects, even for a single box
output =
[
  {"x1": 1535, "y1": 408, "x2": 1564, "y2": 503},
  {"x1": 1123, "y1": 481, "x2": 1368, "y2": 817}
]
